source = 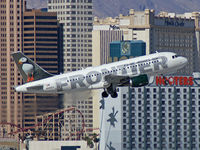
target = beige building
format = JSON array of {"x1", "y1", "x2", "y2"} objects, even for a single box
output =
[
  {"x1": 92, "y1": 30, "x2": 123, "y2": 65},
  {"x1": 48, "y1": 0, "x2": 93, "y2": 72},
  {"x1": 92, "y1": 25, "x2": 123, "y2": 131},
  {"x1": 93, "y1": 9, "x2": 200, "y2": 75},
  {"x1": 47, "y1": 0, "x2": 94, "y2": 139},
  {"x1": 0, "y1": 0, "x2": 25, "y2": 138}
]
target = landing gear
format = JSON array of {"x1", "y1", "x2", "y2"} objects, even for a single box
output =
[
  {"x1": 102, "y1": 91, "x2": 108, "y2": 98},
  {"x1": 111, "y1": 92, "x2": 118, "y2": 98},
  {"x1": 101, "y1": 84, "x2": 118, "y2": 98}
]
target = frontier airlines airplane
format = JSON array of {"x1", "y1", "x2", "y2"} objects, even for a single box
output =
[{"x1": 12, "y1": 52, "x2": 187, "y2": 98}]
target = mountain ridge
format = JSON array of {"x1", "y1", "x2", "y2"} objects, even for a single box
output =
[{"x1": 26, "y1": 0, "x2": 200, "y2": 17}]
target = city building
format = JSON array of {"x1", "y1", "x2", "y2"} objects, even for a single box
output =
[
  {"x1": 110, "y1": 40, "x2": 146, "y2": 60},
  {"x1": 0, "y1": 0, "x2": 25, "y2": 138},
  {"x1": 98, "y1": 39, "x2": 145, "y2": 150},
  {"x1": 47, "y1": 0, "x2": 94, "y2": 139},
  {"x1": 48, "y1": 0, "x2": 93, "y2": 72},
  {"x1": 92, "y1": 10, "x2": 200, "y2": 150},
  {"x1": 93, "y1": 9, "x2": 200, "y2": 75},
  {"x1": 92, "y1": 24, "x2": 123, "y2": 131},
  {"x1": 22, "y1": 9, "x2": 61, "y2": 131},
  {"x1": 92, "y1": 39, "x2": 146, "y2": 133},
  {"x1": 92, "y1": 21, "x2": 123, "y2": 65},
  {"x1": 100, "y1": 73, "x2": 200, "y2": 150},
  {"x1": 159, "y1": 11, "x2": 200, "y2": 72},
  {"x1": 29, "y1": 141, "x2": 93, "y2": 150}
]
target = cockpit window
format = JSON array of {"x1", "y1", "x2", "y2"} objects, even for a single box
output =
[{"x1": 172, "y1": 55, "x2": 178, "y2": 59}]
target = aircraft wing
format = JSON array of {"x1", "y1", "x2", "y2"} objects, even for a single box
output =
[
  {"x1": 104, "y1": 74, "x2": 151, "y2": 87},
  {"x1": 104, "y1": 74, "x2": 130, "y2": 86}
]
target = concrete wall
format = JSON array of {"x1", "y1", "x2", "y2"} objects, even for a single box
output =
[{"x1": 29, "y1": 141, "x2": 93, "y2": 150}]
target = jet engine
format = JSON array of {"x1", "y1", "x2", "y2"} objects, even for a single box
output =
[
  {"x1": 130, "y1": 74, "x2": 149, "y2": 87},
  {"x1": 120, "y1": 74, "x2": 149, "y2": 87}
]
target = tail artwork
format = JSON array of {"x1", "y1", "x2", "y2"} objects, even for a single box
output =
[{"x1": 11, "y1": 52, "x2": 53, "y2": 83}]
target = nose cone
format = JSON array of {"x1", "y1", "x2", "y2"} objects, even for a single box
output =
[{"x1": 181, "y1": 57, "x2": 188, "y2": 67}]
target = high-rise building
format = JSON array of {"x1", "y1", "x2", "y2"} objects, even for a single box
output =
[
  {"x1": 94, "y1": 9, "x2": 200, "y2": 75},
  {"x1": 47, "y1": 0, "x2": 94, "y2": 139},
  {"x1": 92, "y1": 10, "x2": 200, "y2": 150},
  {"x1": 92, "y1": 26, "x2": 123, "y2": 132},
  {"x1": 92, "y1": 22, "x2": 123, "y2": 65},
  {"x1": 98, "y1": 40, "x2": 146, "y2": 150},
  {"x1": 100, "y1": 73, "x2": 200, "y2": 150},
  {"x1": 0, "y1": 0, "x2": 25, "y2": 138},
  {"x1": 48, "y1": 0, "x2": 93, "y2": 72},
  {"x1": 22, "y1": 9, "x2": 61, "y2": 131}
]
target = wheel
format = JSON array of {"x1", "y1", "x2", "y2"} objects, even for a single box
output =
[
  {"x1": 102, "y1": 91, "x2": 108, "y2": 98},
  {"x1": 111, "y1": 92, "x2": 118, "y2": 98}
]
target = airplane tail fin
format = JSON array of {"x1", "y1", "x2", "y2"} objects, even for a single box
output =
[{"x1": 11, "y1": 52, "x2": 53, "y2": 83}]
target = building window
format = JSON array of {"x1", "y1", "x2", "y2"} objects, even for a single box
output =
[
  {"x1": 123, "y1": 94, "x2": 126, "y2": 99},
  {"x1": 184, "y1": 88, "x2": 187, "y2": 93},
  {"x1": 123, "y1": 101, "x2": 126, "y2": 105},
  {"x1": 168, "y1": 88, "x2": 172, "y2": 93}
]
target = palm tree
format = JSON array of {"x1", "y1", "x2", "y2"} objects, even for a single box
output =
[{"x1": 83, "y1": 133, "x2": 100, "y2": 149}]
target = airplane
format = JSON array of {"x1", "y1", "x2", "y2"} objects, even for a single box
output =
[{"x1": 12, "y1": 51, "x2": 188, "y2": 98}]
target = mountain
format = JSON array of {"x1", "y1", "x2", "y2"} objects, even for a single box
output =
[
  {"x1": 26, "y1": 0, "x2": 200, "y2": 17},
  {"x1": 26, "y1": 0, "x2": 47, "y2": 9}
]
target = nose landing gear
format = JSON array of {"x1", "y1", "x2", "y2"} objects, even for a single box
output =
[{"x1": 102, "y1": 84, "x2": 118, "y2": 98}]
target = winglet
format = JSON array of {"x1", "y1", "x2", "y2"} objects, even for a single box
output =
[{"x1": 11, "y1": 52, "x2": 53, "y2": 83}]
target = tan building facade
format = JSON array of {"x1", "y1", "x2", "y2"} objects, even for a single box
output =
[
  {"x1": 92, "y1": 27, "x2": 123, "y2": 131},
  {"x1": 93, "y1": 9, "x2": 200, "y2": 75},
  {"x1": 47, "y1": 0, "x2": 95, "y2": 140},
  {"x1": 92, "y1": 30, "x2": 123, "y2": 65},
  {"x1": 0, "y1": 0, "x2": 25, "y2": 138},
  {"x1": 48, "y1": 0, "x2": 93, "y2": 72}
]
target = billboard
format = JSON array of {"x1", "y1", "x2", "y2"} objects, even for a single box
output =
[{"x1": 155, "y1": 76, "x2": 200, "y2": 86}]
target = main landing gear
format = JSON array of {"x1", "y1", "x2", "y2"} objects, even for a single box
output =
[
  {"x1": 102, "y1": 84, "x2": 118, "y2": 98},
  {"x1": 102, "y1": 91, "x2": 109, "y2": 98}
]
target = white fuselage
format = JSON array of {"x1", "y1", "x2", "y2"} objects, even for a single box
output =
[{"x1": 15, "y1": 52, "x2": 188, "y2": 93}]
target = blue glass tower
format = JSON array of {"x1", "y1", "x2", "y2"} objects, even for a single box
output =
[{"x1": 110, "y1": 40, "x2": 146, "y2": 61}]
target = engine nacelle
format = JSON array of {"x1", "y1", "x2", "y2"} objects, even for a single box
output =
[{"x1": 130, "y1": 74, "x2": 149, "y2": 87}]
